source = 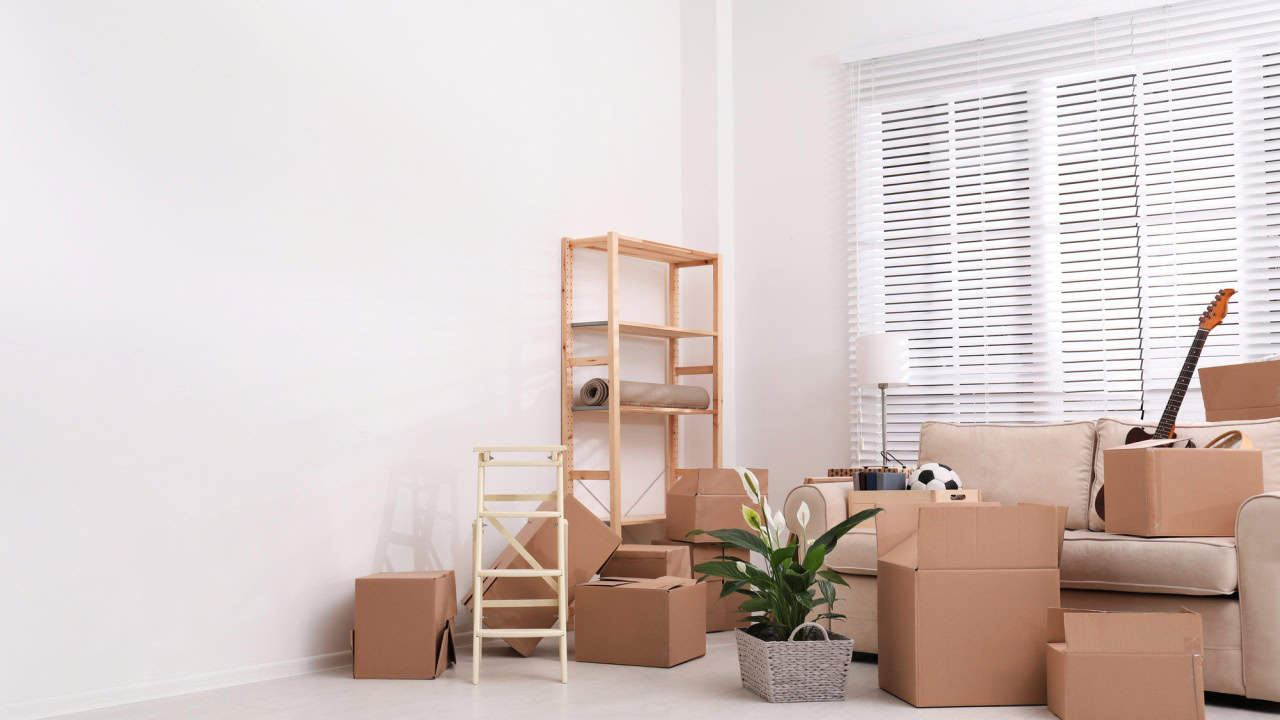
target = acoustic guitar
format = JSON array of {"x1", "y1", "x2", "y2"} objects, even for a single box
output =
[{"x1": 1094, "y1": 288, "x2": 1235, "y2": 521}]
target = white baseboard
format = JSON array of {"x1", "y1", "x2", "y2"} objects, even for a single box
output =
[{"x1": 1, "y1": 650, "x2": 352, "y2": 720}]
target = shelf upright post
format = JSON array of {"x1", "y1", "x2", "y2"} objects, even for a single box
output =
[
  {"x1": 606, "y1": 231, "x2": 624, "y2": 536},
  {"x1": 712, "y1": 255, "x2": 723, "y2": 468},
  {"x1": 560, "y1": 237, "x2": 575, "y2": 500},
  {"x1": 667, "y1": 263, "x2": 680, "y2": 489}
]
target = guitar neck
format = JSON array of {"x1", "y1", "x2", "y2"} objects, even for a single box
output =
[{"x1": 1154, "y1": 328, "x2": 1209, "y2": 439}]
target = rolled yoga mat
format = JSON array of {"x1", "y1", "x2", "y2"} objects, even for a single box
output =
[{"x1": 578, "y1": 378, "x2": 710, "y2": 410}]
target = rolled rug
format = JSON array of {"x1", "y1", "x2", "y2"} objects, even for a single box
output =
[{"x1": 578, "y1": 378, "x2": 710, "y2": 410}]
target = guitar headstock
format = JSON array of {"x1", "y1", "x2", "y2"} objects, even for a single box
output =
[{"x1": 1200, "y1": 288, "x2": 1236, "y2": 330}]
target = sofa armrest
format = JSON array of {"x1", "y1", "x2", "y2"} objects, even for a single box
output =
[
  {"x1": 1237, "y1": 491, "x2": 1280, "y2": 701},
  {"x1": 784, "y1": 481, "x2": 853, "y2": 541}
]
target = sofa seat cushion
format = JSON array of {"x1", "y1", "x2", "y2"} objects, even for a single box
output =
[
  {"x1": 1060, "y1": 529, "x2": 1238, "y2": 596},
  {"x1": 823, "y1": 528, "x2": 878, "y2": 576}
]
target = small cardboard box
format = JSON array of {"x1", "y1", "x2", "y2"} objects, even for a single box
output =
[
  {"x1": 877, "y1": 503, "x2": 1066, "y2": 707},
  {"x1": 652, "y1": 539, "x2": 750, "y2": 632},
  {"x1": 1199, "y1": 359, "x2": 1280, "y2": 421},
  {"x1": 574, "y1": 576, "x2": 707, "y2": 667},
  {"x1": 666, "y1": 468, "x2": 769, "y2": 543},
  {"x1": 353, "y1": 571, "x2": 456, "y2": 679},
  {"x1": 1103, "y1": 442, "x2": 1262, "y2": 537},
  {"x1": 1047, "y1": 608, "x2": 1205, "y2": 720},
  {"x1": 848, "y1": 488, "x2": 984, "y2": 530},
  {"x1": 463, "y1": 495, "x2": 620, "y2": 656},
  {"x1": 601, "y1": 544, "x2": 692, "y2": 579}
]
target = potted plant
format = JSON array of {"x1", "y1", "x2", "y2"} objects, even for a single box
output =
[{"x1": 689, "y1": 468, "x2": 880, "y2": 703}]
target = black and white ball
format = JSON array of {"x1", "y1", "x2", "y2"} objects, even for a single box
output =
[{"x1": 909, "y1": 462, "x2": 962, "y2": 491}]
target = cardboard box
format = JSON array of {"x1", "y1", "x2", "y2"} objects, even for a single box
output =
[
  {"x1": 574, "y1": 576, "x2": 707, "y2": 667},
  {"x1": 353, "y1": 571, "x2": 456, "y2": 679},
  {"x1": 1103, "y1": 442, "x2": 1263, "y2": 537},
  {"x1": 463, "y1": 495, "x2": 620, "y2": 656},
  {"x1": 1199, "y1": 359, "x2": 1280, "y2": 421},
  {"x1": 848, "y1": 488, "x2": 984, "y2": 530},
  {"x1": 652, "y1": 539, "x2": 750, "y2": 632},
  {"x1": 601, "y1": 543, "x2": 691, "y2": 579},
  {"x1": 665, "y1": 468, "x2": 768, "y2": 543},
  {"x1": 877, "y1": 503, "x2": 1065, "y2": 707},
  {"x1": 1047, "y1": 608, "x2": 1205, "y2": 720}
]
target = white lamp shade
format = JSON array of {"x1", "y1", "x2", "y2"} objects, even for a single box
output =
[{"x1": 855, "y1": 333, "x2": 911, "y2": 387}]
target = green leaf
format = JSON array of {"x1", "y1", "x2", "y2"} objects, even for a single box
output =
[
  {"x1": 697, "y1": 528, "x2": 770, "y2": 556},
  {"x1": 693, "y1": 560, "x2": 748, "y2": 581},
  {"x1": 813, "y1": 612, "x2": 846, "y2": 622},
  {"x1": 720, "y1": 580, "x2": 748, "y2": 598},
  {"x1": 802, "y1": 542, "x2": 825, "y2": 572},
  {"x1": 769, "y1": 546, "x2": 795, "y2": 565},
  {"x1": 738, "y1": 596, "x2": 773, "y2": 612},
  {"x1": 811, "y1": 508, "x2": 881, "y2": 553},
  {"x1": 817, "y1": 569, "x2": 849, "y2": 587}
]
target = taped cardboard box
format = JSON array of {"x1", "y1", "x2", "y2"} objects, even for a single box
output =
[
  {"x1": 877, "y1": 503, "x2": 1066, "y2": 707},
  {"x1": 847, "y1": 488, "x2": 984, "y2": 531},
  {"x1": 353, "y1": 571, "x2": 456, "y2": 679},
  {"x1": 574, "y1": 576, "x2": 706, "y2": 667},
  {"x1": 1199, "y1": 359, "x2": 1280, "y2": 421},
  {"x1": 651, "y1": 539, "x2": 750, "y2": 632},
  {"x1": 463, "y1": 495, "x2": 619, "y2": 656},
  {"x1": 601, "y1": 543, "x2": 691, "y2": 579},
  {"x1": 666, "y1": 468, "x2": 768, "y2": 543},
  {"x1": 1047, "y1": 608, "x2": 1205, "y2": 720},
  {"x1": 1103, "y1": 440, "x2": 1262, "y2": 537}
]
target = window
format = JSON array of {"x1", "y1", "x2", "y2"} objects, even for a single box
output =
[{"x1": 848, "y1": 0, "x2": 1280, "y2": 465}]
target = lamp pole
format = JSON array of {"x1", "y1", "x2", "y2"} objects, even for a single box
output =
[{"x1": 879, "y1": 381, "x2": 888, "y2": 466}]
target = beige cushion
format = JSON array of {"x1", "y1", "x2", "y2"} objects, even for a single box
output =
[
  {"x1": 1089, "y1": 416, "x2": 1280, "y2": 530},
  {"x1": 823, "y1": 528, "x2": 878, "y2": 575},
  {"x1": 918, "y1": 420, "x2": 1096, "y2": 530},
  {"x1": 1061, "y1": 529, "x2": 1237, "y2": 595}
]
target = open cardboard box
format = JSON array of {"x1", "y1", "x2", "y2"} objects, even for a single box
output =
[
  {"x1": 353, "y1": 571, "x2": 456, "y2": 679},
  {"x1": 847, "y1": 488, "x2": 984, "y2": 531},
  {"x1": 1199, "y1": 359, "x2": 1280, "y2": 421},
  {"x1": 877, "y1": 502, "x2": 1066, "y2": 707},
  {"x1": 462, "y1": 495, "x2": 619, "y2": 656},
  {"x1": 651, "y1": 539, "x2": 750, "y2": 632},
  {"x1": 574, "y1": 576, "x2": 706, "y2": 667},
  {"x1": 666, "y1": 468, "x2": 768, "y2": 543},
  {"x1": 601, "y1": 543, "x2": 691, "y2": 579},
  {"x1": 1047, "y1": 607, "x2": 1205, "y2": 720}
]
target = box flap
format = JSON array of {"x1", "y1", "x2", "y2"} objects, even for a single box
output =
[
  {"x1": 610, "y1": 545, "x2": 670, "y2": 560},
  {"x1": 668, "y1": 468, "x2": 769, "y2": 498},
  {"x1": 1199, "y1": 359, "x2": 1280, "y2": 412},
  {"x1": 587, "y1": 578, "x2": 636, "y2": 587},
  {"x1": 917, "y1": 504, "x2": 1062, "y2": 570},
  {"x1": 1062, "y1": 609, "x2": 1204, "y2": 654},
  {"x1": 1046, "y1": 607, "x2": 1106, "y2": 644},
  {"x1": 591, "y1": 576, "x2": 695, "y2": 591},
  {"x1": 874, "y1": 500, "x2": 1003, "y2": 567}
]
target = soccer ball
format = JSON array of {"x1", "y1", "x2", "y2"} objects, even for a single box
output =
[{"x1": 909, "y1": 462, "x2": 962, "y2": 491}]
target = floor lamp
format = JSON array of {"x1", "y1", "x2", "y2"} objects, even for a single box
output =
[{"x1": 855, "y1": 333, "x2": 910, "y2": 465}]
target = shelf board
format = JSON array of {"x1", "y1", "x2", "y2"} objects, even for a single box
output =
[
  {"x1": 568, "y1": 234, "x2": 717, "y2": 265},
  {"x1": 573, "y1": 404, "x2": 713, "y2": 415},
  {"x1": 571, "y1": 320, "x2": 715, "y2": 339},
  {"x1": 593, "y1": 512, "x2": 666, "y2": 527}
]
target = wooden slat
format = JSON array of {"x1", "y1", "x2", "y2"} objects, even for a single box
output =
[
  {"x1": 484, "y1": 493, "x2": 556, "y2": 502},
  {"x1": 480, "y1": 510, "x2": 561, "y2": 518},
  {"x1": 572, "y1": 320, "x2": 715, "y2": 339},
  {"x1": 479, "y1": 460, "x2": 561, "y2": 467},
  {"x1": 567, "y1": 233, "x2": 717, "y2": 264},
  {"x1": 675, "y1": 365, "x2": 713, "y2": 376},
  {"x1": 607, "y1": 232, "x2": 623, "y2": 537},
  {"x1": 667, "y1": 262, "x2": 679, "y2": 493},
  {"x1": 573, "y1": 405, "x2": 713, "y2": 415},
  {"x1": 561, "y1": 236, "x2": 574, "y2": 500},
  {"x1": 478, "y1": 568, "x2": 562, "y2": 578},
  {"x1": 570, "y1": 470, "x2": 610, "y2": 480},
  {"x1": 569, "y1": 355, "x2": 608, "y2": 366},
  {"x1": 712, "y1": 256, "x2": 723, "y2": 467},
  {"x1": 482, "y1": 599, "x2": 559, "y2": 608},
  {"x1": 476, "y1": 628, "x2": 565, "y2": 638},
  {"x1": 474, "y1": 445, "x2": 565, "y2": 453}
]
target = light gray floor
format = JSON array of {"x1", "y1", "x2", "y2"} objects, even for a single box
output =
[{"x1": 51, "y1": 632, "x2": 1279, "y2": 719}]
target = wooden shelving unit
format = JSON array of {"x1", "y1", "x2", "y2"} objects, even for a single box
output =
[{"x1": 560, "y1": 232, "x2": 722, "y2": 535}]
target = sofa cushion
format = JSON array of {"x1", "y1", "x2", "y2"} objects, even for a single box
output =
[
  {"x1": 1060, "y1": 529, "x2": 1238, "y2": 596},
  {"x1": 918, "y1": 420, "x2": 1096, "y2": 529},
  {"x1": 1089, "y1": 416, "x2": 1280, "y2": 530},
  {"x1": 823, "y1": 528, "x2": 878, "y2": 576}
]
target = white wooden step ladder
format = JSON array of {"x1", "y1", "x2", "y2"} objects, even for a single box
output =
[{"x1": 471, "y1": 445, "x2": 568, "y2": 684}]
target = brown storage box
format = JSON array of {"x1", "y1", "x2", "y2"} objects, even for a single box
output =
[
  {"x1": 1047, "y1": 608, "x2": 1205, "y2": 720},
  {"x1": 463, "y1": 495, "x2": 620, "y2": 656},
  {"x1": 353, "y1": 571, "x2": 456, "y2": 679},
  {"x1": 666, "y1": 468, "x2": 768, "y2": 543},
  {"x1": 847, "y1": 488, "x2": 983, "y2": 530},
  {"x1": 1103, "y1": 442, "x2": 1262, "y2": 537},
  {"x1": 877, "y1": 503, "x2": 1066, "y2": 707},
  {"x1": 1199, "y1": 359, "x2": 1280, "y2": 421},
  {"x1": 601, "y1": 544, "x2": 691, "y2": 579},
  {"x1": 574, "y1": 576, "x2": 707, "y2": 667},
  {"x1": 652, "y1": 539, "x2": 750, "y2": 632}
]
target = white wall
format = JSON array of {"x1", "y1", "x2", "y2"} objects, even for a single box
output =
[
  {"x1": 0, "y1": 2, "x2": 684, "y2": 717},
  {"x1": 730, "y1": 0, "x2": 1171, "y2": 506}
]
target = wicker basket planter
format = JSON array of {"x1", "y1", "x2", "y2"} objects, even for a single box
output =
[{"x1": 735, "y1": 622, "x2": 854, "y2": 702}]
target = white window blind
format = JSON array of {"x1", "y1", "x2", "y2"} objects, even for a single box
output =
[{"x1": 848, "y1": 0, "x2": 1280, "y2": 465}]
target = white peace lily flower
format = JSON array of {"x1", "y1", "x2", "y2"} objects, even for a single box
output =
[
  {"x1": 796, "y1": 500, "x2": 812, "y2": 528},
  {"x1": 735, "y1": 561, "x2": 747, "y2": 574},
  {"x1": 735, "y1": 467, "x2": 761, "y2": 505}
]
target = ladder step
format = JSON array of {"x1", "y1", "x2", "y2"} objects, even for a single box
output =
[
  {"x1": 481, "y1": 460, "x2": 561, "y2": 467},
  {"x1": 479, "y1": 568, "x2": 563, "y2": 578},
  {"x1": 484, "y1": 493, "x2": 556, "y2": 502},
  {"x1": 481, "y1": 510, "x2": 561, "y2": 519},
  {"x1": 481, "y1": 598, "x2": 559, "y2": 608},
  {"x1": 477, "y1": 628, "x2": 565, "y2": 639}
]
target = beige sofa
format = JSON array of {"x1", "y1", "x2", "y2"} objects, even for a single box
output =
[{"x1": 784, "y1": 417, "x2": 1280, "y2": 702}]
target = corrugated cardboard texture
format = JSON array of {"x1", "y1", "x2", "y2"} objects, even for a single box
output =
[
  {"x1": 353, "y1": 571, "x2": 456, "y2": 679},
  {"x1": 601, "y1": 544, "x2": 691, "y2": 579},
  {"x1": 574, "y1": 576, "x2": 706, "y2": 667},
  {"x1": 652, "y1": 539, "x2": 751, "y2": 632},
  {"x1": 877, "y1": 504, "x2": 1064, "y2": 707},
  {"x1": 1047, "y1": 608, "x2": 1205, "y2": 720},
  {"x1": 464, "y1": 495, "x2": 620, "y2": 656},
  {"x1": 1104, "y1": 446, "x2": 1263, "y2": 536},
  {"x1": 666, "y1": 468, "x2": 768, "y2": 543},
  {"x1": 1199, "y1": 360, "x2": 1280, "y2": 421},
  {"x1": 847, "y1": 489, "x2": 984, "y2": 531}
]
